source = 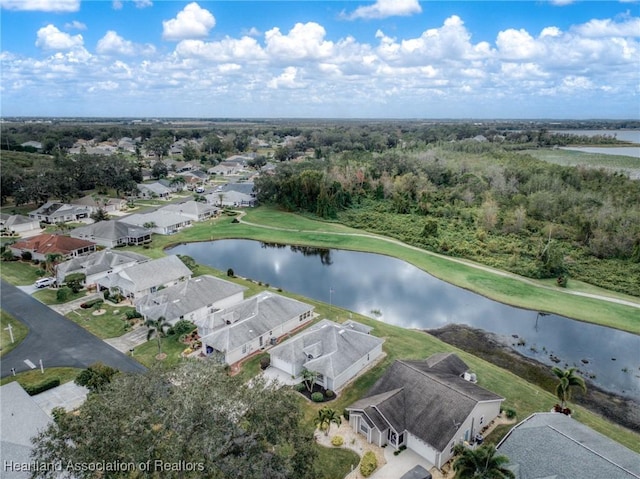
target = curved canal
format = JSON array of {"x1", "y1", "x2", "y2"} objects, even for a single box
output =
[{"x1": 168, "y1": 239, "x2": 640, "y2": 399}]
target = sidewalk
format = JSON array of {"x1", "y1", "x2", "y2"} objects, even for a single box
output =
[{"x1": 32, "y1": 381, "x2": 89, "y2": 415}]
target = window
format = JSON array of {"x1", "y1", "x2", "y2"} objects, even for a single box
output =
[
  {"x1": 359, "y1": 421, "x2": 369, "y2": 435},
  {"x1": 479, "y1": 415, "x2": 484, "y2": 425}
]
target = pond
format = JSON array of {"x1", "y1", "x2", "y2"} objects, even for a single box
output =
[{"x1": 167, "y1": 239, "x2": 640, "y2": 399}]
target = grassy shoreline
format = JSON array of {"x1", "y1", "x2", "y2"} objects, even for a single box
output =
[{"x1": 128, "y1": 207, "x2": 639, "y2": 335}]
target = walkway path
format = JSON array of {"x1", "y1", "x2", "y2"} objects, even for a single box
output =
[
  {"x1": 236, "y1": 213, "x2": 640, "y2": 310},
  {"x1": 104, "y1": 325, "x2": 148, "y2": 353}
]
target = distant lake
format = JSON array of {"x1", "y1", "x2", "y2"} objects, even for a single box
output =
[
  {"x1": 559, "y1": 146, "x2": 640, "y2": 159},
  {"x1": 551, "y1": 129, "x2": 640, "y2": 143},
  {"x1": 168, "y1": 239, "x2": 640, "y2": 399}
]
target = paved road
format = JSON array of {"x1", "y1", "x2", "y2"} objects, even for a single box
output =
[{"x1": 1, "y1": 280, "x2": 146, "y2": 378}]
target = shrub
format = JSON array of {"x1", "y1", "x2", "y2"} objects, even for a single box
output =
[
  {"x1": 503, "y1": 407, "x2": 517, "y2": 419},
  {"x1": 359, "y1": 451, "x2": 377, "y2": 477},
  {"x1": 173, "y1": 320, "x2": 196, "y2": 336},
  {"x1": 21, "y1": 251, "x2": 32, "y2": 261},
  {"x1": 24, "y1": 377, "x2": 60, "y2": 396},
  {"x1": 331, "y1": 435, "x2": 344, "y2": 447},
  {"x1": 103, "y1": 290, "x2": 110, "y2": 300},
  {"x1": 259, "y1": 356, "x2": 271, "y2": 370},
  {"x1": 294, "y1": 383, "x2": 306, "y2": 392},
  {"x1": 80, "y1": 298, "x2": 103, "y2": 309},
  {"x1": 75, "y1": 363, "x2": 118, "y2": 392},
  {"x1": 56, "y1": 287, "x2": 72, "y2": 302},
  {"x1": 227, "y1": 268, "x2": 234, "y2": 277},
  {"x1": 311, "y1": 392, "x2": 324, "y2": 402},
  {"x1": 324, "y1": 389, "x2": 335, "y2": 398},
  {"x1": 342, "y1": 409, "x2": 350, "y2": 420},
  {"x1": 125, "y1": 310, "x2": 142, "y2": 320}
]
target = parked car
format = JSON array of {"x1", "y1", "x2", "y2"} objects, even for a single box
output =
[
  {"x1": 196, "y1": 186, "x2": 205, "y2": 193},
  {"x1": 35, "y1": 277, "x2": 56, "y2": 288}
]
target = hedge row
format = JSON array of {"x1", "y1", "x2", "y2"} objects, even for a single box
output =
[{"x1": 24, "y1": 377, "x2": 60, "y2": 396}]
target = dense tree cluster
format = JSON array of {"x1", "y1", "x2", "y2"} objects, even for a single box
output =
[{"x1": 31, "y1": 361, "x2": 316, "y2": 479}]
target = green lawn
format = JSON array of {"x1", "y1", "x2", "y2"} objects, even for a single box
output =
[
  {"x1": 0, "y1": 260, "x2": 43, "y2": 285},
  {"x1": 66, "y1": 304, "x2": 137, "y2": 339},
  {"x1": 313, "y1": 443, "x2": 360, "y2": 479},
  {"x1": 32, "y1": 288, "x2": 87, "y2": 305},
  {"x1": 0, "y1": 310, "x2": 29, "y2": 356},
  {"x1": 0, "y1": 367, "x2": 81, "y2": 388},
  {"x1": 525, "y1": 148, "x2": 640, "y2": 172},
  {"x1": 131, "y1": 333, "x2": 189, "y2": 368}
]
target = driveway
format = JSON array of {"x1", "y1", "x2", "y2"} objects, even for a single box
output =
[
  {"x1": 0, "y1": 280, "x2": 146, "y2": 378},
  {"x1": 32, "y1": 381, "x2": 89, "y2": 415}
]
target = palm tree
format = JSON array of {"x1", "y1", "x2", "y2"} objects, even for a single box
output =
[
  {"x1": 552, "y1": 366, "x2": 586, "y2": 408},
  {"x1": 453, "y1": 444, "x2": 515, "y2": 479},
  {"x1": 145, "y1": 316, "x2": 170, "y2": 354},
  {"x1": 313, "y1": 407, "x2": 342, "y2": 436},
  {"x1": 45, "y1": 253, "x2": 63, "y2": 277}
]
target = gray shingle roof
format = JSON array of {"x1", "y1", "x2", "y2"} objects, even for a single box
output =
[
  {"x1": 160, "y1": 201, "x2": 218, "y2": 218},
  {"x1": 348, "y1": 355, "x2": 503, "y2": 452},
  {"x1": 202, "y1": 292, "x2": 313, "y2": 353},
  {"x1": 71, "y1": 220, "x2": 151, "y2": 242},
  {"x1": 1, "y1": 382, "x2": 51, "y2": 479},
  {"x1": 121, "y1": 211, "x2": 192, "y2": 228},
  {"x1": 57, "y1": 249, "x2": 148, "y2": 279},
  {"x1": 100, "y1": 255, "x2": 192, "y2": 293},
  {"x1": 135, "y1": 275, "x2": 246, "y2": 323},
  {"x1": 497, "y1": 413, "x2": 640, "y2": 479},
  {"x1": 270, "y1": 319, "x2": 384, "y2": 379}
]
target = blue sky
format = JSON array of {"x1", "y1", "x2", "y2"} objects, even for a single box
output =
[{"x1": 1, "y1": 0, "x2": 638, "y2": 118}]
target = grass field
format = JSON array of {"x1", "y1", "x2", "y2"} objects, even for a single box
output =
[
  {"x1": 524, "y1": 148, "x2": 640, "y2": 177},
  {"x1": 0, "y1": 260, "x2": 42, "y2": 285},
  {"x1": 66, "y1": 304, "x2": 137, "y2": 339},
  {"x1": 0, "y1": 310, "x2": 29, "y2": 356},
  {"x1": 0, "y1": 367, "x2": 81, "y2": 388},
  {"x1": 32, "y1": 287, "x2": 87, "y2": 305}
]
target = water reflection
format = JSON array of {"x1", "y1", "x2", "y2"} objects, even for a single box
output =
[{"x1": 168, "y1": 239, "x2": 640, "y2": 399}]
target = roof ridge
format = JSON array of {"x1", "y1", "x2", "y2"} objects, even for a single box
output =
[{"x1": 399, "y1": 359, "x2": 481, "y2": 402}]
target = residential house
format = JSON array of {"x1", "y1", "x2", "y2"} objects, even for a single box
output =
[
  {"x1": 95, "y1": 255, "x2": 192, "y2": 299},
  {"x1": 346, "y1": 353, "x2": 504, "y2": 470},
  {"x1": 135, "y1": 275, "x2": 247, "y2": 326},
  {"x1": 497, "y1": 412, "x2": 640, "y2": 479},
  {"x1": 28, "y1": 202, "x2": 91, "y2": 224},
  {"x1": 205, "y1": 183, "x2": 256, "y2": 207},
  {"x1": 158, "y1": 178, "x2": 186, "y2": 193},
  {"x1": 208, "y1": 162, "x2": 243, "y2": 176},
  {"x1": 136, "y1": 182, "x2": 172, "y2": 199},
  {"x1": 200, "y1": 292, "x2": 314, "y2": 365},
  {"x1": 0, "y1": 214, "x2": 40, "y2": 235},
  {"x1": 120, "y1": 211, "x2": 192, "y2": 235},
  {"x1": 1, "y1": 382, "x2": 51, "y2": 479},
  {"x1": 55, "y1": 249, "x2": 149, "y2": 287},
  {"x1": 70, "y1": 220, "x2": 152, "y2": 248},
  {"x1": 160, "y1": 201, "x2": 219, "y2": 222},
  {"x1": 20, "y1": 140, "x2": 43, "y2": 151},
  {"x1": 9, "y1": 234, "x2": 96, "y2": 261},
  {"x1": 70, "y1": 195, "x2": 127, "y2": 214},
  {"x1": 269, "y1": 319, "x2": 384, "y2": 391}
]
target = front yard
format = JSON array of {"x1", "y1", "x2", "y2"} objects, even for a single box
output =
[
  {"x1": 66, "y1": 303, "x2": 139, "y2": 339},
  {"x1": 1, "y1": 310, "x2": 29, "y2": 356}
]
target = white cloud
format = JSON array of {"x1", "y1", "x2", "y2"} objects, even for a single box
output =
[
  {"x1": 65, "y1": 20, "x2": 87, "y2": 31},
  {"x1": 549, "y1": 0, "x2": 575, "y2": 5},
  {"x1": 265, "y1": 22, "x2": 334, "y2": 62},
  {"x1": 113, "y1": 0, "x2": 152, "y2": 9},
  {"x1": 133, "y1": 0, "x2": 152, "y2": 7},
  {"x1": 347, "y1": 0, "x2": 421, "y2": 20},
  {"x1": 97, "y1": 31, "x2": 135, "y2": 56},
  {"x1": 496, "y1": 28, "x2": 545, "y2": 60},
  {"x1": 0, "y1": 0, "x2": 79, "y2": 11},
  {"x1": 268, "y1": 66, "x2": 306, "y2": 89},
  {"x1": 36, "y1": 24, "x2": 84, "y2": 50},
  {"x1": 162, "y1": 2, "x2": 216, "y2": 41},
  {"x1": 174, "y1": 36, "x2": 265, "y2": 62},
  {"x1": 573, "y1": 17, "x2": 640, "y2": 37}
]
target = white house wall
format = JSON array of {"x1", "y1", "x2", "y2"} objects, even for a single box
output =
[{"x1": 331, "y1": 343, "x2": 383, "y2": 391}]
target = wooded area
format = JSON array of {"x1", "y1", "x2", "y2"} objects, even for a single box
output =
[{"x1": 2, "y1": 119, "x2": 638, "y2": 295}]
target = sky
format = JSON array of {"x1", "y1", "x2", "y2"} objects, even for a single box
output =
[{"x1": 0, "y1": 0, "x2": 638, "y2": 119}]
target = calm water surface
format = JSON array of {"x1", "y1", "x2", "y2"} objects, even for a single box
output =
[{"x1": 168, "y1": 240, "x2": 640, "y2": 399}]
